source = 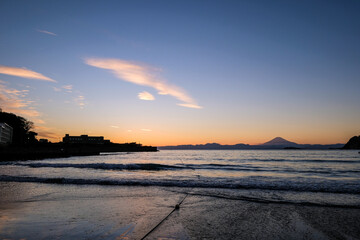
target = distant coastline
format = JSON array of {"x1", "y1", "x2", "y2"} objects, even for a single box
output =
[
  {"x1": 158, "y1": 144, "x2": 345, "y2": 150},
  {"x1": 159, "y1": 137, "x2": 345, "y2": 150}
]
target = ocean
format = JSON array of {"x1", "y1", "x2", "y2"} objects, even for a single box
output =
[{"x1": 1, "y1": 149, "x2": 360, "y2": 208}]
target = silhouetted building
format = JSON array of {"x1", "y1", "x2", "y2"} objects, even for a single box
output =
[
  {"x1": 39, "y1": 139, "x2": 49, "y2": 143},
  {"x1": 0, "y1": 122, "x2": 13, "y2": 145},
  {"x1": 63, "y1": 134, "x2": 109, "y2": 144}
]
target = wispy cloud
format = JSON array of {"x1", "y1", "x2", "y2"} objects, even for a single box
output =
[
  {"x1": 0, "y1": 65, "x2": 56, "y2": 82},
  {"x1": 0, "y1": 81, "x2": 59, "y2": 142},
  {"x1": 138, "y1": 91, "x2": 155, "y2": 101},
  {"x1": 37, "y1": 29, "x2": 57, "y2": 36},
  {"x1": 110, "y1": 125, "x2": 119, "y2": 128},
  {"x1": 35, "y1": 126, "x2": 59, "y2": 141},
  {"x1": 74, "y1": 95, "x2": 86, "y2": 109},
  {"x1": 177, "y1": 103, "x2": 203, "y2": 109},
  {"x1": 52, "y1": 84, "x2": 85, "y2": 108},
  {"x1": 0, "y1": 81, "x2": 40, "y2": 117},
  {"x1": 84, "y1": 58, "x2": 202, "y2": 109},
  {"x1": 52, "y1": 85, "x2": 73, "y2": 93},
  {"x1": 62, "y1": 85, "x2": 73, "y2": 90},
  {"x1": 62, "y1": 85, "x2": 73, "y2": 93}
]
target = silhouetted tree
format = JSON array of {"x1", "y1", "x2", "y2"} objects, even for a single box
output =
[{"x1": 0, "y1": 111, "x2": 34, "y2": 145}]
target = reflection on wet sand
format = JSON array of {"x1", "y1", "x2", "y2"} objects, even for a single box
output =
[{"x1": 1, "y1": 182, "x2": 360, "y2": 240}]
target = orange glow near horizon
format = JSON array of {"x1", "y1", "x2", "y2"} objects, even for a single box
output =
[{"x1": 42, "y1": 127, "x2": 352, "y2": 146}]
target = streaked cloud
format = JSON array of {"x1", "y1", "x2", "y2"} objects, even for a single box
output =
[
  {"x1": 35, "y1": 119, "x2": 46, "y2": 124},
  {"x1": 177, "y1": 103, "x2": 203, "y2": 109},
  {"x1": 35, "y1": 126, "x2": 59, "y2": 141},
  {"x1": 53, "y1": 85, "x2": 73, "y2": 93},
  {"x1": 84, "y1": 58, "x2": 202, "y2": 109},
  {"x1": 0, "y1": 81, "x2": 56, "y2": 140},
  {"x1": 0, "y1": 65, "x2": 56, "y2": 82},
  {"x1": 62, "y1": 85, "x2": 73, "y2": 93},
  {"x1": 74, "y1": 95, "x2": 86, "y2": 109},
  {"x1": 37, "y1": 29, "x2": 57, "y2": 36},
  {"x1": 52, "y1": 84, "x2": 86, "y2": 109},
  {"x1": 110, "y1": 125, "x2": 120, "y2": 128},
  {"x1": 138, "y1": 91, "x2": 155, "y2": 101},
  {"x1": 0, "y1": 81, "x2": 40, "y2": 117},
  {"x1": 62, "y1": 85, "x2": 73, "y2": 90}
]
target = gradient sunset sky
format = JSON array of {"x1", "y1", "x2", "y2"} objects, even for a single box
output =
[{"x1": 1, "y1": 0, "x2": 359, "y2": 146}]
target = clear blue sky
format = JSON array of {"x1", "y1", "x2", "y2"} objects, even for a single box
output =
[{"x1": 1, "y1": 0, "x2": 359, "y2": 145}]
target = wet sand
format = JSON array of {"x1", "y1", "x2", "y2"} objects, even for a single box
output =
[{"x1": 0, "y1": 182, "x2": 359, "y2": 239}]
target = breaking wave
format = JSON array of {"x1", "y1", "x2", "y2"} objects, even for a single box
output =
[
  {"x1": 1, "y1": 162, "x2": 358, "y2": 176},
  {"x1": 1, "y1": 174, "x2": 360, "y2": 195},
  {"x1": 1, "y1": 162, "x2": 182, "y2": 171}
]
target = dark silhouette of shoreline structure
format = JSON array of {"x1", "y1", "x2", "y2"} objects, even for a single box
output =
[
  {"x1": 63, "y1": 134, "x2": 110, "y2": 144},
  {"x1": 1, "y1": 133, "x2": 157, "y2": 161},
  {"x1": 61, "y1": 133, "x2": 157, "y2": 155},
  {"x1": 0, "y1": 110, "x2": 157, "y2": 161}
]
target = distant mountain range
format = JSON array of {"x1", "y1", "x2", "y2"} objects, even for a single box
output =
[{"x1": 158, "y1": 137, "x2": 345, "y2": 150}]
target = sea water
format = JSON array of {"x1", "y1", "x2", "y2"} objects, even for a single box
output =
[{"x1": 1, "y1": 150, "x2": 360, "y2": 208}]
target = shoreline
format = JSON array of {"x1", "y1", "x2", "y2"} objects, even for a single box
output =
[
  {"x1": 1, "y1": 182, "x2": 359, "y2": 239},
  {"x1": 0, "y1": 143, "x2": 157, "y2": 161}
]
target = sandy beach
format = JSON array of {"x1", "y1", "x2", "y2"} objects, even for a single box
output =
[{"x1": 1, "y1": 182, "x2": 359, "y2": 240}]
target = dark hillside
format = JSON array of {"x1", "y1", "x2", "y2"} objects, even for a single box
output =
[{"x1": 343, "y1": 136, "x2": 360, "y2": 149}]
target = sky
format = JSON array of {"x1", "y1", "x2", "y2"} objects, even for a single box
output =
[{"x1": 0, "y1": 0, "x2": 359, "y2": 146}]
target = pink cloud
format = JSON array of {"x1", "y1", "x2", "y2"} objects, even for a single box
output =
[
  {"x1": 0, "y1": 65, "x2": 56, "y2": 82},
  {"x1": 138, "y1": 91, "x2": 155, "y2": 101},
  {"x1": 85, "y1": 58, "x2": 202, "y2": 109},
  {"x1": 0, "y1": 82, "x2": 40, "y2": 117}
]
